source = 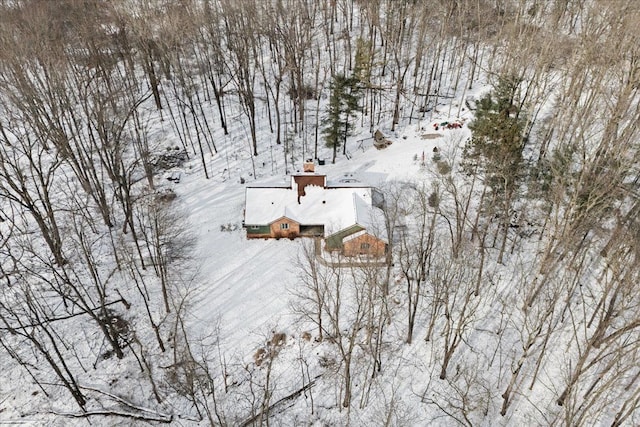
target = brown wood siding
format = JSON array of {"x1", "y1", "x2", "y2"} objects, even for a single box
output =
[
  {"x1": 293, "y1": 175, "x2": 326, "y2": 198},
  {"x1": 342, "y1": 233, "x2": 386, "y2": 257},
  {"x1": 247, "y1": 233, "x2": 273, "y2": 238},
  {"x1": 270, "y1": 217, "x2": 300, "y2": 239}
]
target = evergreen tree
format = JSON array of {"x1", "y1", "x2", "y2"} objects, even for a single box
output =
[
  {"x1": 464, "y1": 75, "x2": 527, "y2": 263},
  {"x1": 322, "y1": 74, "x2": 362, "y2": 163},
  {"x1": 353, "y1": 38, "x2": 372, "y2": 84},
  {"x1": 465, "y1": 76, "x2": 526, "y2": 200}
]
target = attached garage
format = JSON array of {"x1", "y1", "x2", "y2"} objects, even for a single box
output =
[{"x1": 342, "y1": 231, "x2": 387, "y2": 258}]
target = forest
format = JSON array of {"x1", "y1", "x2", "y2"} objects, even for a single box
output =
[{"x1": 0, "y1": 0, "x2": 638, "y2": 425}]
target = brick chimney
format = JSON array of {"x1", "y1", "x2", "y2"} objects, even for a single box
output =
[
  {"x1": 303, "y1": 158, "x2": 315, "y2": 173},
  {"x1": 292, "y1": 172, "x2": 326, "y2": 202}
]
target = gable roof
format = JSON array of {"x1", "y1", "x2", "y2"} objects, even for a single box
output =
[
  {"x1": 353, "y1": 194, "x2": 387, "y2": 240},
  {"x1": 342, "y1": 229, "x2": 387, "y2": 243},
  {"x1": 244, "y1": 179, "x2": 384, "y2": 238}
]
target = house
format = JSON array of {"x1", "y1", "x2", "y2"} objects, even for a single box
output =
[{"x1": 243, "y1": 160, "x2": 387, "y2": 257}]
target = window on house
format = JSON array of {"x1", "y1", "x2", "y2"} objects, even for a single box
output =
[
  {"x1": 280, "y1": 223, "x2": 290, "y2": 230},
  {"x1": 250, "y1": 226, "x2": 260, "y2": 230},
  {"x1": 360, "y1": 242, "x2": 370, "y2": 250}
]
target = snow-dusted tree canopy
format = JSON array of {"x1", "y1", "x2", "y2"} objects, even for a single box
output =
[{"x1": 0, "y1": 0, "x2": 638, "y2": 425}]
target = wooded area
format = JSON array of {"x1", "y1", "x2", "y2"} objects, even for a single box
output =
[{"x1": 0, "y1": 0, "x2": 638, "y2": 425}]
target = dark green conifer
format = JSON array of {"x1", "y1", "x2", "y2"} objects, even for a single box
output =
[
  {"x1": 465, "y1": 76, "x2": 526, "y2": 198},
  {"x1": 322, "y1": 74, "x2": 362, "y2": 163}
]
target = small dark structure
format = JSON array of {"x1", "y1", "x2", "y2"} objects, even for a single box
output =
[{"x1": 373, "y1": 130, "x2": 392, "y2": 149}]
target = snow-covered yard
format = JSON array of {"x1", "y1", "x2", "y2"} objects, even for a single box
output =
[
  {"x1": 178, "y1": 118, "x2": 468, "y2": 348},
  {"x1": 1, "y1": 1, "x2": 638, "y2": 425}
]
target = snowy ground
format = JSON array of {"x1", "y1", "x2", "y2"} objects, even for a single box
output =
[
  {"x1": 0, "y1": 78, "x2": 484, "y2": 425},
  {"x1": 175, "y1": 115, "x2": 472, "y2": 364}
]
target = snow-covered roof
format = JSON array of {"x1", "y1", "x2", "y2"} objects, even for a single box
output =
[
  {"x1": 244, "y1": 181, "x2": 384, "y2": 237},
  {"x1": 353, "y1": 193, "x2": 388, "y2": 241}
]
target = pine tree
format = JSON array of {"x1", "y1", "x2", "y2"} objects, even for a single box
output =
[
  {"x1": 322, "y1": 74, "x2": 362, "y2": 163},
  {"x1": 464, "y1": 75, "x2": 527, "y2": 263},
  {"x1": 353, "y1": 38, "x2": 372, "y2": 84},
  {"x1": 465, "y1": 75, "x2": 526, "y2": 200}
]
